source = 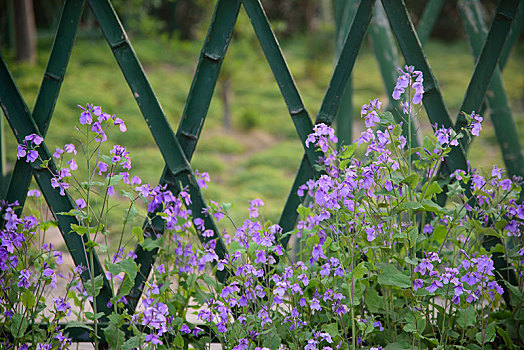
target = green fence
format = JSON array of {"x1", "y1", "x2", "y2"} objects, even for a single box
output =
[{"x1": 0, "y1": 0, "x2": 522, "y2": 345}]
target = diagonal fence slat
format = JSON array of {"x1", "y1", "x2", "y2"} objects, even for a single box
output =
[
  {"x1": 176, "y1": 0, "x2": 241, "y2": 160},
  {"x1": 0, "y1": 55, "x2": 114, "y2": 318},
  {"x1": 499, "y1": 0, "x2": 524, "y2": 70},
  {"x1": 278, "y1": 0, "x2": 376, "y2": 244},
  {"x1": 125, "y1": 0, "x2": 241, "y2": 311},
  {"x1": 454, "y1": 0, "x2": 520, "y2": 144},
  {"x1": 243, "y1": 0, "x2": 319, "y2": 171},
  {"x1": 333, "y1": 0, "x2": 358, "y2": 146},
  {"x1": 381, "y1": 0, "x2": 469, "y2": 178},
  {"x1": 87, "y1": 1, "x2": 227, "y2": 263},
  {"x1": 416, "y1": 0, "x2": 445, "y2": 46},
  {"x1": 370, "y1": 2, "x2": 420, "y2": 147},
  {"x1": 459, "y1": 0, "x2": 524, "y2": 179},
  {"x1": 5, "y1": 0, "x2": 85, "y2": 215}
]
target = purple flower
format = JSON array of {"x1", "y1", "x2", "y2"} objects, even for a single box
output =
[
  {"x1": 145, "y1": 333, "x2": 162, "y2": 345},
  {"x1": 79, "y1": 110, "x2": 92, "y2": 125},
  {"x1": 423, "y1": 224, "x2": 433, "y2": 234},
  {"x1": 113, "y1": 117, "x2": 126, "y2": 132},
  {"x1": 413, "y1": 279, "x2": 424, "y2": 291},
  {"x1": 312, "y1": 243, "x2": 326, "y2": 261},
  {"x1": 17, "y1": 269, "x2": 31, "y2": 288},
  {"x1": 470, "y1": 112, "x2": 483, "y2": 136},
  {"x1": 365, "y1": 226, "x2": 377, "y2": 242},
  {"x1": 426, "y1": 280, "x2": 443, "y2": 293},
  {"x1": 75, "y1": 198, "x2": 86, "y2": 209},
  {"x1": 310, "y1": 298, "x2": 321, "y2": 311},
  {"x1": 17, "y1": 144, "x2": 27, "y2": 159},
  {"x1": 254, "y1": 250, "x2": 267, "y2": 264},
  {"x1": 25, "y1": 133, "x2": 43, "y2": 145},
  {"x1": 53, "y1": 297, "x2": 71, "y2": 315},
  {"x1": 195, "y1": 170, "x2": 210, "y2": 189},
  {"x1": 53, "y1": 147, "x2": 63, "y2": 159},
  {"x1": 392, "y1": 66, "x2": 424, "y2": 105},
  {"x1": 27, "y1": 189, "x2": 41, "y2": 197},
  {"x1": 414, "y1": 258, "x2": 434, "y2": 276},
  {"x1": 64, "y1": 143, "x2": 76, "y2": 154},
  {"x1": 26, "y1": 150, "x2": 38, "y2": 163},
  {"x1": 98, "y1": 161, "x2": 108, "y2": 175}
]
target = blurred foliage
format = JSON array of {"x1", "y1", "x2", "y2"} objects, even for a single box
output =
[{"x1": 0, "y1": 0, "x2": 523, "y2": 232}]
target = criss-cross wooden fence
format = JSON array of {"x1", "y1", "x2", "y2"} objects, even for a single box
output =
[{"x1": 0, "y1": 0, "x2": 522, "y2": 345}]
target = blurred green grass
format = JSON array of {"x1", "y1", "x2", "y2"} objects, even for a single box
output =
[{"x1": 2, "y1": 32, "x2": 523, "y2": 236}]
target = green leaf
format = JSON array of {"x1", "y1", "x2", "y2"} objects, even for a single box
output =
[
  {"x1": 421, "y1": 199, "x2": 444, "y2": 213},
  {"x1": 489, "y1": 243, "x2": 505, "y2": 254},
  {"x1": 306, "y1": 234, "x2": 320, "y2": 247},
  {"x1": 131, "y1": 226, "x2": 144, "y2": 244},
  {"x1": 228, "y1": 240, "x2": 246, "y2": 253},
  {"x1": 379, "y1": 111, "x2": 396, "y2": 125},
  {"x1": 377, "y1": 264, "x2": 411, "y2": 289},
  {"x1": 121, "y1": 336, "x2": 141, "y2": 350},
  {"x1": 384, "y1": 341, "x2": 411, "y2": 350},
  {"x1": 69, "y1": 223, "x2": 98, "y2": 235},
  {"x1": 496, "y1": 326, "x2": 514, "y2": 349},
  {"x1": 106, "y1": 258, "x2": 138, "y2": 280},
  {"x1": 423, "y1": 181, "x2": 443, "y2": 198},
  {"x1": 403, "y1": 323, "x2": 417, "y2": 333},
  {"x1": 141, "y1": 237, "x2": 161, "y2": 251},
  {"x1": 108, "y1": 174, "x2": 125, "y2": 187},
  {"x1": 21, "y1": 290, "x2": 36, "y2": 309},
  {"x1": 222, "y1": 202, "x2": 232, "y2": 213},
  {"x1": 117, "y1": 278, "x2": 134, "y2": 299},
  {"x1": 38, "y1": 220, "x2": 58, "y2": 231},
  {"x1": 11, "y1": 313, "x2": 29, "y2": 338},
  {"x1": 416, "y1": 318, "x2": 426, "y2": 333},
  {"x1": 85, "y1": 275, "x2": 104, "y2": 298},
  {"x1": 104, "y1": 312, "x2": 126, "y2": 348},
  {"x1": 457, "y1": 309, "x2": 476, "y2": 328},
  {"x1": 85, "y1": 311, "x2": 105, "y2": 321},
  {"x1": 475, "y1": 322, "x2": 495, "y2": 344},
  {"x1": 322, "y1": 323, "x2": 340, "y2": 338},
  {"x1": 365, "y1": 287, "x2": 384, "y2": 313},
  {"x1": 58, "y1": 209, "x2": 88, "y2": 220},
  {"x1": 400, "y1": 201, "x2": 423, "y2": 211},
  {"x1": 174, "y1": 333, "x2": 184, "y2": 348},
  {"x1": 120, "y1": 189, "x2": 136, "y2": 201},
  {"x1": 495, "y1": 219, "x2": 508, "y2": 231},
  {"x1": 404, "y1": 256, "x2": 419, "y2": 265},
  {"x1": 202, "y1": 275, "x2": 217, "y2": 289},
  {"x1": 401, "y1": 174, "x2": 420, "y2": 189},
  {"x1": 40, "y1": 158, "x2": 50, "y2": 168},
  {"x1": 352, "y1": 262, "x2": 368, "y2": 279},
  {"x1": 297, "y1": 205, "x2": 311, "y2": 220},
  {"x1": 65, "y1": 321, "x2": 95, "y2": 332},
  {"x1": 432, "y1": 225, "x2": 447, "y2": 245}
]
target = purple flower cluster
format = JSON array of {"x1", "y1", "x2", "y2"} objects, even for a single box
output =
[
  {"x1": 17, "y1": 134, "x2": 43, "y2": 163},
  {"x1": 361, "y1": 98, "x2": 382, "y2": 128},
  {"x1": 305, "y1": 123, "x2": 338, "y2": 152},
  {"x1": 392, "y1": 65, "x2": 424, "y2": 106},
  {"x1": 413, "y1": 251, "x2": 503, "y2": 305}
]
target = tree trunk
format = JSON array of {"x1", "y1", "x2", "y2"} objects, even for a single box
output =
[
  {"x1": 221, "y1": 76, "x2": 232, "y2": 130},
  {"x1": 14, "y1": 0, "x2": 37, "y2": 64}
]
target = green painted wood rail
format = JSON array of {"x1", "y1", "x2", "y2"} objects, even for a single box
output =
[{"x1": 0, "y1": 0, "x2": 522, "y2": 344}]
